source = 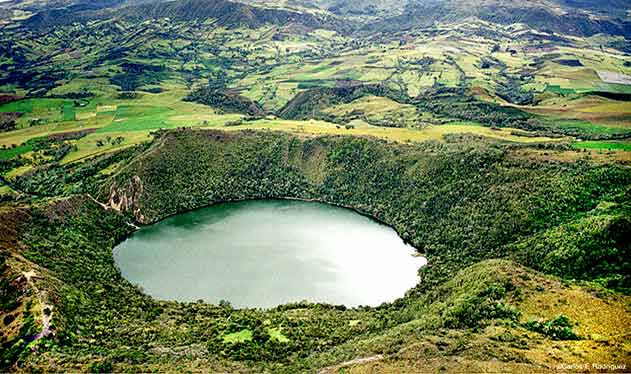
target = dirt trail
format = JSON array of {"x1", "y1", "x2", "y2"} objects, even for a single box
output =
[
  {"x1": 22, "y1": 270, "x2": 55, "y2": 342},
  {"x1": 318, "y1": 354, "x2": 384, "y2": 373}
]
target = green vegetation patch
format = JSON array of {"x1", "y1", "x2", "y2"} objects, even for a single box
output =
[
  {"x1": 10, "y1": 144, "x2": 147, "y2": 196},
  {"x1": 0, "y1": 143, "x2": 33, "y2": 161},
  {"x1": 442, "y1": 281, "x2": 520, "y2": 329},
  {"x1": 267, "y1": 327, "x2": 290, "y2": 343},
  {"x1": 278, "y1": 84, "x2": 407, "y2": 121},
  {"x1": 98, "y1": 106, "x2": 173, "y2": 132},
  {"x1": 110, "y1": 62, "x2": 168, "y2": 92},
  {"x1": 0, "y1": 98, "x2": 64, "y2": 114},
  {"x1": 524, "y1": 117, "x2": 631, "y2": 140},
  {"x1": 545, "y1": 85, "x2": 576, "y2": 95},
  {"x1": 62, "y1": 102, "x2": 75, "y2": 121},
  {"x1": 222, "y1": 329, "x2": 254, "y2": 344},
  {"x1": 514, "y1": 208, "x2": 631, "y2": 292},
  {"x1": 524, "y1": 315, "x2": 580, "y2": 340},
  {"x1": 415, "y1": 86, "x2": 534, "y2": 129},
  {"x1": 572, "y1": 140, "x2": 631, "y2": 151},
  {"x1": 185, "y1": 86, "x2": 264, "y2": 117}
]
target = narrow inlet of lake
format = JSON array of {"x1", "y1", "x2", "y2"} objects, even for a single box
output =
[{"x1": 114, "y1": 199, "x2": 426, "y2": 308}]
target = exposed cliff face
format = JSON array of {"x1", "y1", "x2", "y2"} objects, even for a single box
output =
[{"x1": 106, "y1": 175, "x2": 146, "y2": 224}]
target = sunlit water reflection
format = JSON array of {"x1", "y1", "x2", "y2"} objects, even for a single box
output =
[{"x1": 114, "y1": 200, "x2": 426, "y2": 308}]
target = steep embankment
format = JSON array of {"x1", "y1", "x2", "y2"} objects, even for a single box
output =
[{"x1": 2, "y1": 129, "x2": 630, "y2": 372}]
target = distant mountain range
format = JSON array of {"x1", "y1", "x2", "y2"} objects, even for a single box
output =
[
  {"x1": 365, "y1": 0, "x2": 631, "y2": 37},
  {"x1": 17, "y1": 0, "x2": 349, "y2": 31},
  {"x1": 4, "y1": 0, "x2": 631, "y2": 38}
]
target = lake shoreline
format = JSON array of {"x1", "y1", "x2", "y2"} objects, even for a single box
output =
[{"x1": 114, "y1": 199, "x2": 427, "y2": 309}]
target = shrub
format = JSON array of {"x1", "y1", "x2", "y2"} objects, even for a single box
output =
[
  {"x1": 524, "y1": 315, "x2": 580, "y2": 340},
  {"x1": 443, "y1": 284, "x2": 520, "y2": 329},
  {"x1": 88, "y1": 360, "x2": 113, "y2": 373}
]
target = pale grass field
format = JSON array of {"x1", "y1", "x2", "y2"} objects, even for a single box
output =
[{"x1": 220, "y1": 118, "x2": 564, "y2": 144}]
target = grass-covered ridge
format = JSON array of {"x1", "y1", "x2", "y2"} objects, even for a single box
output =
[{"x1": 1, "y1": 129, "x2": 630, "y2": 372}]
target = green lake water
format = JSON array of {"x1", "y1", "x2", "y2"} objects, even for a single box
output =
[{"x1": 114, "y1": 200, "x2": 426, "y2": 308}]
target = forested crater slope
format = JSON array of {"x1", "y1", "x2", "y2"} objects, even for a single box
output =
[
  {"x1": 104, "y1": 129, "x2": 631, "y2": 290},
  {"x1": 1, "y1": 129, "x2": 630, "y2": 372}
]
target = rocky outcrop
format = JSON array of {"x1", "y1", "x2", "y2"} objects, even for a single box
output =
[{"x1": 106, "y1": 175, "x2": 146, "y2": 224}]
